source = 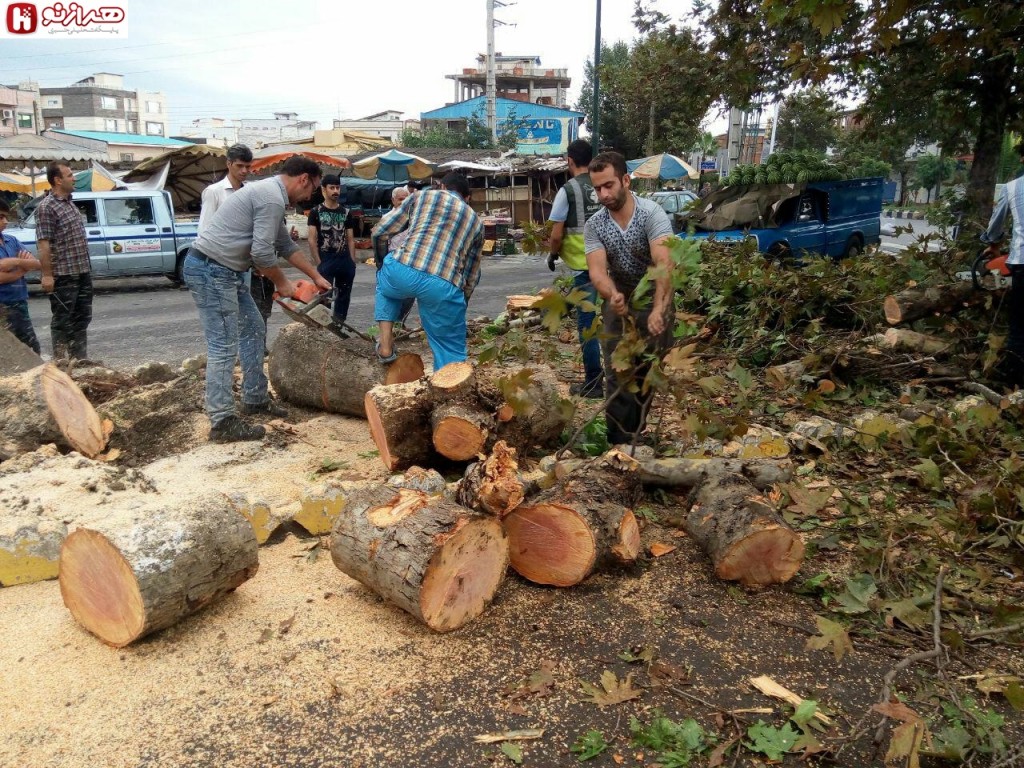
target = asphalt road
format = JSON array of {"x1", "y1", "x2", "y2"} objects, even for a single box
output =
[{"x1": 24, "y1": 250, "x2": 556, "y2": 369}]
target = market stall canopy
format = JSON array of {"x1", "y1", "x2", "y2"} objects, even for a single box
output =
[
  {"x1": 250, "y1": 151, "x2": 351, "y2": 174},
  {"x1": 0, "y1": 133, "x2": 107, "y2": 164},
  {"x1": 627, "y1": 153, "x2": 699, "y2": 181},
  {"x1": 0, "y1": 172, "x2": 50, "y2": 194},
  {"x1": 352, "y1": 149, "x2": 434, "y2": 182},
  {"x1": 123, "y1": 144, "x2": 226, "y2": 211}
]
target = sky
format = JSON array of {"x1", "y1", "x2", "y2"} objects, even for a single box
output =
[{"x1": 0, "y1": 0, "x2": 673, "y2": 135}]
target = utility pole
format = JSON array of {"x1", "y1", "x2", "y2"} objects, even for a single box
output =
[
  {"x1": 486, "y1": 0, "x2": 497, "y2": 145},
  {"x1": 592, "y1": 0, "x2": 601, "y2": 151}
]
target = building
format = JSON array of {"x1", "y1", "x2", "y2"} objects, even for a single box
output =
[
  {"x1": 331, "y1": 111, "x2": 419, "y2": 144},
  {"x1": 40, "y1": 73, "x2": 168, "y2": 138},
  {"x1": 446, "y1": 54, "x2": 571, "y2": 109},
  {"x1": 236, "y1": 112, "x2": 316, "y2": 149},
  {"x1": 0, "y1": 81, "x2": 40, "y2": 138},
  {"x1": 42, "y1": 128, "x2": 192, "y2": 163},
  {"x1": 175, "y1": 118, "x2": 240, "y2": 148},
  {"x1": 251, "y1": 129, "x2": 393, "y2": 159},
  {"x1": 421, "y1": 96, "x2": 582, "y2": 156}
]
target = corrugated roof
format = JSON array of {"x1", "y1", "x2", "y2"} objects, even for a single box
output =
[
  {"x1": 51, "y1": 129, "x2": 193, "y2": 147},
  {"x1": 421, "y1": 96, "x2": 583, "y2": 121}
]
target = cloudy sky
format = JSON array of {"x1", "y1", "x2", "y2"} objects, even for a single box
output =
[{"x1": 0, "y1": 0, "x2": 677, "y2": 134}]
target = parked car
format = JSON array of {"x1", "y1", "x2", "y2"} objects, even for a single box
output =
[
  {"x1": 8, "y1": 189, "x2": 198, "y2": 283},
  {"x1": 650, "y1": 190, "x2": 698, "y2": 231},
  {"x1": 679, "y1": 177, "x2": 883, "y2": 260}
]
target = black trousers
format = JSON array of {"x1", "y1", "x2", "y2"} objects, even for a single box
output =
[
  {"x1": 50, "y1": 272, "x2": 92, "y2": 360},
  {"x1": 249, "y1": 272, "x2": 276, "y2": 327},
  {"x1": 318, "y1": 254, "x2": 356, "y2": 326},
  {"x1": 602, "y1": 305, "x2": 671, "y2": 445},
  {"x1": 0, "y1": 300, "x2": 41, "y2": 354},
  {"x1": 1002, "y1": 265, "x2": 1024, "y2": 387}
]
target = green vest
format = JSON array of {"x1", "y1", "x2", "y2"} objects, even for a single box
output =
[{"x1": 559, "y1": 174, "x2": 601, "y2": 270}]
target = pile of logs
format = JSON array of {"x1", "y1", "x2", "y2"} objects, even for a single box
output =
[{"x1": 365, "y1": 361, "x2": 569, "y2": 470}]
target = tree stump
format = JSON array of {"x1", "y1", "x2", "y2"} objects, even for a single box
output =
[
  {"x1": 503, "y1": 450, "x2": 642, "y2": 586},
  {"x1": 684, "y1": 471, "x2": 804, "y2": 585},
  {"x1": 330, "y1": 487, "x2": 508, "y2": 632},
  {"x1": 456, "y1": 440, "x2": 525, "y2": 517},
  {"x1": 59, "y1": 494, "x2": 259, "y2": 647},
  {"x1": 0, "y1": 363, "x2": 107, "y2": 458},
  {"x1": 269, "y1": 323, "x2": 423, "y2": 416}
]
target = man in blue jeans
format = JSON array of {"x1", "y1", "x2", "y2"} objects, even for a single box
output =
[
  {"x1": 0, "y1": 199, "x2": 42, "y2": 353},
  {"x1": 547, "y1": 139, "x2": 604, "y2": 397},
  {"x1": 185, "y1": 156, "x2": 330, "y2": 443}
]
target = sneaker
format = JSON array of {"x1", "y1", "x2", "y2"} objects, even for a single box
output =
[
  {"x1": 240, "y1": 399, "x2": 289, "y2": 418},
  {"x1": 210, "y1": 416, "x2": 266, "y2": 443},
  {"x1": 569, "y1": 381, "x2": 604, "y2": 399}
]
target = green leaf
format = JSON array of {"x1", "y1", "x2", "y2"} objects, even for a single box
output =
[
  {"x1": 727, "y1": 363, "x2": 754, "y2": 391},
  {"x1": 500, "y1": 742, "x2": 523, "y2": 764},
  {"x1": 912, "y1": 458, "x2": 943, "y2": 490},
  {"x1": 806, "y1": 616, "x2": 853, "y2": 661},
  {"x1": 745, "y1": 721, "x2": 799, "y2": 760},
  {"x1": 834, "y1": 573, "x2": 877, "y2": 614},
  {"x1": 1006, "y1": 681, "x2": 1024, "y2": 711},
  {"x1": 571, "y1": 730, "x2": 609, "y2": 761}
]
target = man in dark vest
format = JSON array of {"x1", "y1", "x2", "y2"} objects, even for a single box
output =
[{"x1": 547, "y1": 139, "x2": 604, "y2": 397}]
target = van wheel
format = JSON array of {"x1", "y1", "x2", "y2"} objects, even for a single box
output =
[
  {"x1": 169, "y1": 251, "x2": 187, "y2": 285},
  {"x1": 843, "y1": 236, "x2": 863, "y2": 260},
  {"x1": 766, "y1": 242, "x2": 792, "y2": 265}
]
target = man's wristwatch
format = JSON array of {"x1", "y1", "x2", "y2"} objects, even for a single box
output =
[{"x1": 546, "y1": 253, "x2": 558, "y2": 271}]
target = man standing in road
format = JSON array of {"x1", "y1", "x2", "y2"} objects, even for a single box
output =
[
  {"x1": 371, "y1": 172, "x2": 483, "y2": 369},
  {"x1": 185, "y1": 156, "x2": 331, "y2": 443},
  {"x1": 983, "y1": 139, "x2": 1024, "y2": 387},
  {"x1": 547, "y1": 138, "x2": 604, "y2": 398},
  {"x1": 36, "y1": 161, "x2": 92, "y2": 360},
  {"x1": 0, "y1": 199, "x2": 42, "y2": 353},
  {"x1": 307, "y1": 173, "x2": 359, "y2": 331},
  {"x1": 584, "y1": 151, "x2": 674, "y2": 448}
]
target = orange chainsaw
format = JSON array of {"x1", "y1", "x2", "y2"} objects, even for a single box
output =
[
  {"x1": 955, "y1": 245, "x2": 1011, "y2": 291},
  {"x1": 274, "y1": 280, "x2": 371, "y2": 342}
]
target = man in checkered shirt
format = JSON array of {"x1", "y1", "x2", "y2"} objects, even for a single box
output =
[
  {"x1": 584, "y1": 151, "x2": 675, "y2": 448},
  {"x1": 36, "y1": 161, "x2": 92, "y2": 360}
]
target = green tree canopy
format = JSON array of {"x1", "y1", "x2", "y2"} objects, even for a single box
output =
[
  {"x1": 912, "y1": 153, "x2": 955, "y2": 203},
  {"x1": 774, "y1": 88, "x2": 840, "y2": 153}
]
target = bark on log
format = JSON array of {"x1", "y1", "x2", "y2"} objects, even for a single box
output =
[
  {"x1": 883, "y1": 282, "x2": 985, "y2": 326},
  {"x1": 365, "y1": 380, "x2": 434, "y2": 471},
  {"x1": 683, "y1": 471, "x2": 804, "y2": 586},
  {"x1": 269, "y1": 323, "x2": 423, "y2": 416},
  {"x1": 881, "y1": 328, "x2": 953, "y2": 356},
  {"x1": 330, "y1": 487, "x2": 508, "y2": 632},
  {"x1": 638, "y1": 457, "x2": 794, "y2": 490},
  {"x1": 0, "y1": 514, "x2": 67, "y2": 587},
  {"x1": 59, "y1": 494, "x2": 259, "y2": 646},
  {"x1": 765, "y1": 359, "x2": 811, "y2": 389},
  {"x1": 504, "y1": 450, "x2": 642, "y2": 586},
  {"x1": 456, "y1": 441, "x2": 525, "y2": 517},
  {"x1": 475, "y1": 365, "x2": 570, "y2": 454},
  {"x1": 0, "y1": 363, "x2": 107, "y2": 458},
  {"x1": 0, "y1": 326, "x2": 44, "y2": 376}
]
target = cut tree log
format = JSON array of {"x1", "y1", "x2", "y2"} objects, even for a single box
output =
[
  {"x1": 0, "y1": 514, "x2": 68, "y2": 587},
  {"x1": 269, "y1": 323, "x2": 423, "y2": 416},
  {"x1": 456, "y1": 440, "x2": 525, "y2": 517},
  {"x1": 0, "y1": 363, "x2": 107, "y2": 458},
  {"x1": 883, "y1": 282, "x2": 986, "y2": 326},
  {"x1": 59, "y1": 494, "x2": 259, "y2": 646},
  {"x1": 683, "y1": 471, "x2": 804, "y2": 585},
  {"x1": 880, "y1": 328, "x2": 953, "y2": 356},
  {"x1": 506, "y1": 294, "x2": 543, "y2": 312},
  {"x1": 638, "y1": 457, "x2": 795, "y2": 490},
  {"x1": 503, "y1": 450, "x2": 642, "y2": 586},
  {"x1": 765, "y1": 358, "x2": 813, "y2": 389},
  {"x1": 330, "y1": 487, "x2": 508, "y2": 632},
  {"x1": 475, "y1": 365, "x2": 569, "y2": 454},
  {"x1": 431, "y1": 402, "x2": 493, "y2": 461},
  {"x1": 365, "y1": 380, "x2": 434, "y2": 471},
  {"x1": 0, "y1": 326, "x2": 44, "y2": 376}
]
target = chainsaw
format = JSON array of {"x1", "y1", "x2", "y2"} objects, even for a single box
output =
[
  {"x1": 954, "y1": 245, "x2": 1011, "y2": 291},
  {"x1": 274, "y1": 280, "x2": 372, "y2": 342}
]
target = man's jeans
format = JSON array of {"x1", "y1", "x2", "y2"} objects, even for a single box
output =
[
  {"x1": 0, "y1": 300, "x2": 41, "y2": 354},
  {"x1": 183, "y1": 252, "x2": 268, "y2": 427},
  {"x1": 573, "y1": 270, "x2": 602, "y2": 388},
  {"x1": 50, "y1": 272, "x2": 92, "y2": 360}
]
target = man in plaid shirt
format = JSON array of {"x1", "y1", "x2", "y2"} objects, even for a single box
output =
[
  {"x1": 36, "y1": 161, "x2": 92, "y2": 360},
  {"x1": 371, "y1": 172, "x2": 483, "y2": 369}
]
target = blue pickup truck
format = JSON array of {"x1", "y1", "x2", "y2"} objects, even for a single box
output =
[
  {"x1": 8, "y1": 189, "x2": 198, "y2": 283},
  {"x1": 679, "y1": 177, "x2": 883, "y2": 260}
]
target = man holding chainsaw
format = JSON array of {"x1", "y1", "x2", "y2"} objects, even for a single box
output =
[
  {"x1": 185, "y1": 156, "x2": 331, "y2": 443},
  {"x1": 982, "y1": 139, "x2": 1024, "y2": 388}
]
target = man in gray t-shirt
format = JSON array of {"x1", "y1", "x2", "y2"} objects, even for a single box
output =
[{"x1": 584, "y1": 151, "x2": 674, "y2": 448}]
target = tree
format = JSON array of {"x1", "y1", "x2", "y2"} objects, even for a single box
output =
[
  {"x1": 774, "y1": 88, "x2": 839, "y2": 153},
  {"x1": 912, "y1": 153, "x2": 954, "y2": 203},
  {"x1": 694, "y1": 0, "x2": 1024, "y2": 225},
  {"x1": 691, "y1": 131, "x2": 720, "y2": 186}
]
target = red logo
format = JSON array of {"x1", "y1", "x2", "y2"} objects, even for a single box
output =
[{"x1": 6, "y1": 3, "x2": 37, "y2": 33}]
